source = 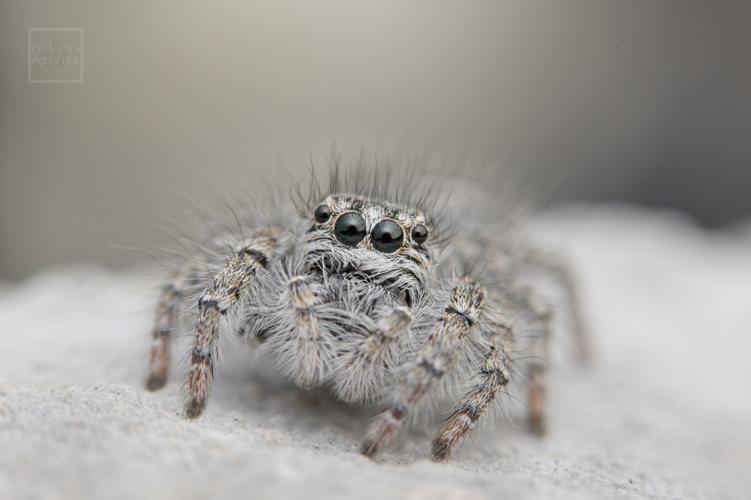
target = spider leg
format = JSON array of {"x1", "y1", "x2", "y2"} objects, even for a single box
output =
[
  {"x1": 430, "y1": 324, "x2": 512, "y2": 460},
  {"x1": 360, "y1": 278, "x2": 486, "y2": 458},
  {"x1": 530, "y1": 252, "x2": 590, "y2": 363},
  {"x1": 520, "y1": 291, "x2": 553, "y2": 436},
  {"x1": 185, "y1": 229, "x2": 279, "y2": 418},
  {"x1": 285, "y1": 274, "x2": 329, "y2": 387},
  {"x1": 554, "y1": 262, "x2": 590, "y2": 363},
  {"x1": 146, "y1": 264, "x2": 203, "y2": 391},
  {"x1": 332, "y1": 306, "x2": 413, "y2": 402},
  {"x1": 527, "y1": 314, "x2": 551, "y2": 436}
]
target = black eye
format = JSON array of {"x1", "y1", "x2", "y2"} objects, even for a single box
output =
[
  {"x1": 334, "y1": 212, "x2": 366, "y2": 246},
  {"x1": 314, "y1": 204, "x2": 331, "y2": 223},
  {"x1": 371, "y1": 220, "x2": 404, "y2": 253},
  {"x1": 411, "y1": 224, "x2": 428, "y2": 244}
]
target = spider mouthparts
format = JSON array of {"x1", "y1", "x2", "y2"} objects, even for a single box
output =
[{"x1": 308, "y1": 257, "x2": 358, "y2": 277}]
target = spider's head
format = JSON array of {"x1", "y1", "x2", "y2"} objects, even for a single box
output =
[{"x1": 302, "y1": 194, "x2": 433, "y2": 306}]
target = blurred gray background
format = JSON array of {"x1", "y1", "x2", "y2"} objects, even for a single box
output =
[{"x1": 1, "y1": 0, "x2": 750, "y2": 281}]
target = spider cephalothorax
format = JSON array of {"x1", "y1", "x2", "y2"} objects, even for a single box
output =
[
  {"x1": 303, "y1": 194, "x2": 433, "y2": 307},
  {"x1": 145, "y1": 171, "x2": 589, "y2": 461}
]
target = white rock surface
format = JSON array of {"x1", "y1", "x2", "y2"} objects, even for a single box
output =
[{"x1": 1, "y1": 206, "x2": 750, "y2": 500}]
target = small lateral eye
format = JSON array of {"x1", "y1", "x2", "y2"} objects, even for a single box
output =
[
  {"x1": 314, "y1": 204, "x2": 332, "y2": 223},
  {"x1": 371, "y1": 220, "x2": 404, "y2": 253},
  {"x1": 411, "y1": 224, "x2": 428, "y2": 244}
]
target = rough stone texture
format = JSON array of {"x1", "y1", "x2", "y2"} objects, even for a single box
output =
[{"x1": 1, "y1": 206, "x2": 749, "y2": 500}]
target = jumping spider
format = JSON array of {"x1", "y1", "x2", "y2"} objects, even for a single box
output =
[{"x1": 145, "y1": 171, "x2": 588, "y2": 460}]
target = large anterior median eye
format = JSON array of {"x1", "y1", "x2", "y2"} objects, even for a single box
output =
[
  {"x1": 335, "y1": 212, "x2": 366, "y2": 246},
  {"x1": 371, "y1": 220, "x2": 404, "y2": 253}
]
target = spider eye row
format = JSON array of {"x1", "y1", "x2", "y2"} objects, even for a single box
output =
[{"x1": 314, "y1": 204, "x2": 428, "y2": 252}]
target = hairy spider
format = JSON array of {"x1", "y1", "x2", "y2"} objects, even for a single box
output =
[{"x1": 145, "y1": 168, "x2": 588, "y2": 460}]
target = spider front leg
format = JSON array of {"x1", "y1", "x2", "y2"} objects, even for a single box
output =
[
  {"x1": 333, "y1": 306, "x2": 413, "y2": 402},
  {"x1": 431, "y1": 324, "x2": 512, "y2": 460},
  {"x1": 284, "y1": 274, "x2": 331, "y2": 387},
  {"x1": 185, "y1": 229, "x2": 279, "y2": 418},
  {"x1": 360, "y1": 278, "x2": 486, "y2": 458}
]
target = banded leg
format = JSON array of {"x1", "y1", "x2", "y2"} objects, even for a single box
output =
[
  {"x1": 185, "y1": 229, "x2": 279, "y2": 418},
  {"x1": 360, "y1": 278, "x2": 486, "y2": 458},
  {"x1": 333, "y1": 307, "x2": 413, "y2": 402},
  {"x1": 286, "y1": 275, "x2": 328, "y2": 387},
  {"x1": 556, "y1": 264, "x2": 590, "y2": 363},
  {"x1": 530, "y1": 252, "x2": 590, "y2": 362},
  {"x1": 527, "y1": 333, "x2": 550, "y2": 435},
  {"x1": 525, "y1": 298, "x2": 552, "y2": 436},
  {"x1": 146, "y1": 266, "x2": 202, "y2": 390},
  {"x1": 431, "y1": 327, "x2": 512, "y2": 460}
]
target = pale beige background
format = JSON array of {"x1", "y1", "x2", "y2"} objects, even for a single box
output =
[{"x1": 1, "y1": 1, "x2": 750, "y2": 280}]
